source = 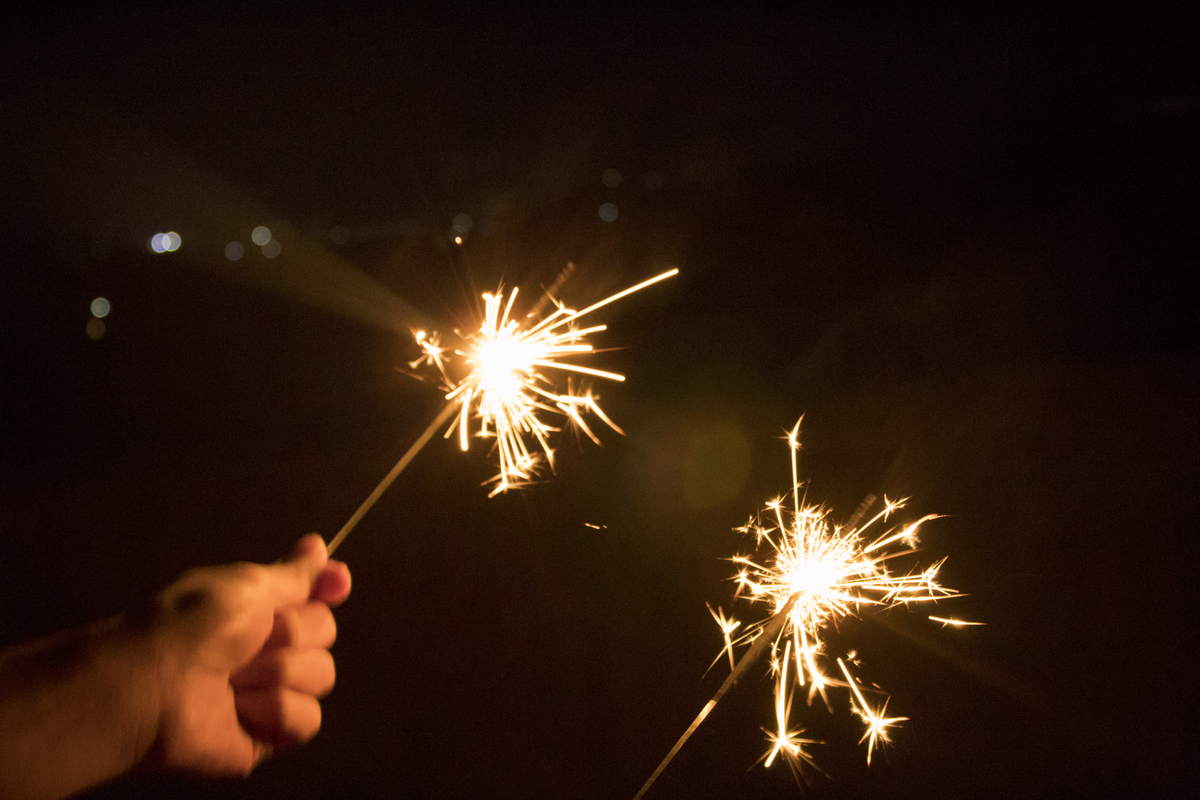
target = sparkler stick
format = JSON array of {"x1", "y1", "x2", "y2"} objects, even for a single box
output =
[
  {"x1": 326, "y1": 401, "x2": 458, "y2": 556},
  {"x1": 633, "y1": 593, "x2": 800, "y2": 800}
]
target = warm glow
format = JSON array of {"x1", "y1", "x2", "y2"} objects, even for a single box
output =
[
  {"x1": 719, "y1": 419, "x2": 959, "y2": 771},
  {"x1": 409, "y1": 268, "x2": 678, "y2": 495}
]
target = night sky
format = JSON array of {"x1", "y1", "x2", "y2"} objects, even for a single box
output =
[{"x1": 1, "y1": 9, "x2": 1197, "y2": 800}]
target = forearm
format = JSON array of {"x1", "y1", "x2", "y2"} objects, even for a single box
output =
[{"x1": 0, "y1": 616, "x2": 163, "y2": 800}]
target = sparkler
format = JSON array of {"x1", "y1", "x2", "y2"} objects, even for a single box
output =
[
  {"x1": 635, "y1": 418, "x2": 961, "y2": 797},
  {"x1": 326, "y1": 267, "x2": 678, "y2": 555}
]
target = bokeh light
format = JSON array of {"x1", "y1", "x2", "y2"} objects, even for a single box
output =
[
  {"x1": 85, "y1": 318, "x2": 105, "y2": 340},
  {"x1": 149, "y1": 231, "x2": 181, "y2": 252},
  {"x1": 225, "y1": 241, "x2": 245, "y2": 261},
  {"x1": 452, "y1": 213, "x2": 473, "y2": 234},
  {"x1": 261, "y1": 239, "x2": 281, "y2": 258},
  {"x1": 598, "y1": 202, "x2": 618, "y2": 222},
  {"x1": 602, "y1": 168, "x2": 622, "y2": 188},
  {"x1": 90, "y1": 297, "x2": 110, "y2": 318},
  {"x1": 251, "y1": 225, "x2": 272, "y2": 246}
]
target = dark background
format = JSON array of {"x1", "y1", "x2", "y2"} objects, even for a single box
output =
[{"x1": 2, "y1": 9, "x2": 1196, "y2": 799}]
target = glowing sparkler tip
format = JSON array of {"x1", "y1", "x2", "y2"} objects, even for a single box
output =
[
  {"x1": 718, "y1": 419, "x2": 961, "y2": 773},
  {"x1": 409, "y1": 269, "x2": 675, "y2": 492}
]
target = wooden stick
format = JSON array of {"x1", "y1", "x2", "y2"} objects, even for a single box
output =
[
  {"x1": 632, "y1": 592, "x2": 800, "y2": 799},
  {"x1": 326, "y1": 401, "x2": 458, "y2": 556}
]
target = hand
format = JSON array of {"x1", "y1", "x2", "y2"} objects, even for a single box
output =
[{"x1": 149, "y1": 534, "x2": 351, "y2": 775}]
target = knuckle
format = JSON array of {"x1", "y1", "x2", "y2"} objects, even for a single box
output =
[{"x1": 229, "y1": 562, "x2": 268, "y2": 590}]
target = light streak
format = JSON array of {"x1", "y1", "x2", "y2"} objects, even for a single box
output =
[
  {"x1": 634, "y1": 418, "x2": 961, "y2": 797},
  {"x1": 415, "y1": 268, "x2": 678, "y2": 496},
  {"x1": 929, "y1": 616, "x2": 985, "y2": 627},
  {"x1": 838, "y1": 658, "x2": 907, "y2": 766},
  {"x1": 706, "y1": 604, "x2": 740, "y2": 672}
]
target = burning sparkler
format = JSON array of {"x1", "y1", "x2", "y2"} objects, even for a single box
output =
[
  {"x1": 326, "y1": 267, "x2": 677, "y2": 555},
  {"x1": 416, "y1": 268, "x2": 677, "y2": 495},
  {"x1": 634, "y1": 418, "x2": 963, "y2": 797}
]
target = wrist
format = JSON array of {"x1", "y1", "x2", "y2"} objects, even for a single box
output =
[
  {"x1": 108, "y1": 612, "x2": 175, "y2": 772},
  {"x1": 0, "y1": 616, "x2": 167, "y2": 799}
]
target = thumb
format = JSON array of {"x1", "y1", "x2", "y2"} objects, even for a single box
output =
[{"x1": 263, "y1": 534, "x2": 328, "y2": 607}]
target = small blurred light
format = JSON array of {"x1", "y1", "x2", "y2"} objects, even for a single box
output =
[
  {"x1": 452, "y1": 213, "x2": 473, "y2": 234},
  {"x1": 225, "y1": 241, "x2": 245, "y2": 261},
  {"x1": 149, "y1": 232, "x2": 181, "y2": 253},
  {"x1": 86, "y1": 318, "x2": 106, "y2": 340},
  {"x1": 644, "y1": 171, "x2": 664, "y2": 190},
  {"x1": 602, "y1": 168, "x2": 622, "y2": 188},
  {"x1": 90, "y1": 297, "x2": 111, "y2": 318},
  {"x1": 598, "y1": 203, "x2": 618, "y2": 222},
  {"x1": 329, "y1": 225, "x2": 349, "y2": 245},
  {"x1": 251, "y1": 226, "x2": 272, "y2": 246},
  {"x1": 262, "y1": 239, "x2": 281, "y2": 258},
  {"x1": 454, "y1": 235, "x2": 463, "y2": 245}
]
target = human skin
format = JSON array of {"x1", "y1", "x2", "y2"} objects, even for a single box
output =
[{"x1": 0, "y1": 534, "x2": 351, "y2": 800}]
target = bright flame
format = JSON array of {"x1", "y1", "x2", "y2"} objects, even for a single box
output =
[
  {"x1": 410, "y1": 268, "x2": 677, "y2": 495},
  {"x1": 720, "y1": 418, "x2": 959, "y2": 771}
]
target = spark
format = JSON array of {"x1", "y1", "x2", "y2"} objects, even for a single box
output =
[
  {"x1": 722, "y1": 417, "x2": 957, "y2": 771},
  {"x1": 929, "y1": 616, "x2": 985, "y2": 627},
  {"x1": 763, "y1": 641, "x2": 821, "y2": 775},
  {"x1": 414, "y1": 268, "x2": 678, "y2": 496},
  {"x1": 838, "y1": 658, "x2": 907, "y2": 766},
  {"x1": 706, "y1": 604, "x2": 741, "y2": 672}
]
